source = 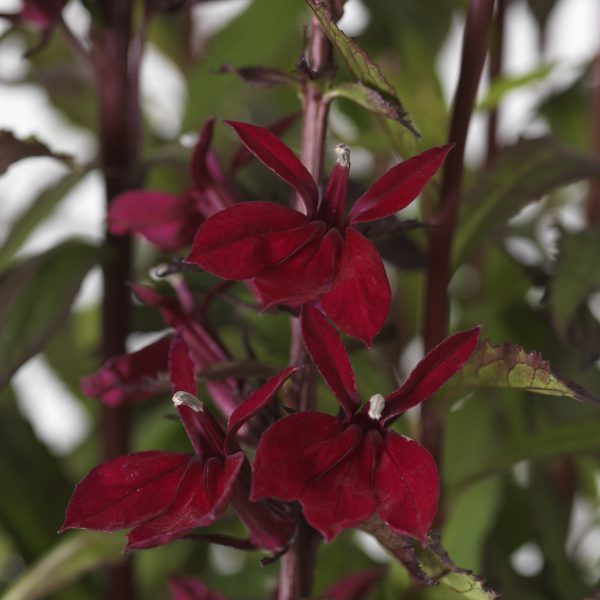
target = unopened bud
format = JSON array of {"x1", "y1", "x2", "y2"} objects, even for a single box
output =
[{"x1": 368, "y1": 393, "x2": 385, "y2": 420}]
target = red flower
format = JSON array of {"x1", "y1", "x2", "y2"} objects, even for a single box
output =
[
  {"x1": 21, "y1": 0, "x2": 63, "y2": 28},
  {"x1": 61, "y1": 335, "x2": 297, "y2": 551},
  {"x1": 251, "y1": 305, "x2": 480, "y2": 542},
  {"x1": 187, "y1": 121, "x2": 451, "y2": 345}
]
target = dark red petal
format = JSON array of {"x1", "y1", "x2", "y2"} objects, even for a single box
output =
[
  {"x1": 300, "y1": 305, "x2": 359, "y2": 419},
  {"x1": 190, "y1": 118, "x2": 215, "y2": 190},
  {"x1": 21, "y1": 0, "x2": 63, "y2": 27},
  {"x1": 251, "y1": 413, "x2": 359, "y2": 502},
  {"x1": 322, "y1": 229, "x2": 391, "y2": 346},
  {"x1": 382, "y1": 326, "x2": 481, "y2": 423},
  {"x1": 348, "y1": 145, "x2": 453, "y2": 225},
  {"x1": 60, "y1": 451, "x2": 191, "y2": 532},
  {"x1": 299, "y1": 431, "x2": 378, "y2": 541},
  {"x1": 321, "y1": 568, "x2": 385, "y2": 600},
  {"x1": 225, "y1": 121, "x2": 319, "y2": 216},
  {"x1": 169, "y1": 577, "x2": 227, "y2": 600},
  {"x1": 186, "y1": 202, "x2": 309, "y2": 280},
  {"x1": 374, "y1": 432, "x2": 439, "y2": 542},
  {"x1": 81, "y1": 335, "x2": 172, "y2": 407},
  {"x1": 126, "y1": 453, "x2": 244, "y2": 550},
  {"x1": 318, "y1": 160, "x2": 349, "y2": 229},
  {"x1": 107, "y1": 191, "x2": 201, "y2": 251},
  {"x1": 226, "y1": 366, "x2": 301, "y2": 448},
  {"x1": 254, "y1": 226, "x2": 341, "y2": 307}
]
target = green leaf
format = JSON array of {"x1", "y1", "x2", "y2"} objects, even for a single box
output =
[
  {"x1": 0, "y1": 240, "x2": 99, "y2": 388},
  {"x1": 0, "y1": 131, "x2": 74, "y2": 175},
  {"x1": 2, "y1": 532, "x2": 123, "y2": 600},
  {"x1": 0, "y1": 168, "x2": 89, "y2": 270},
  {"x1": 457, "y1": 339, "x2": 600, "y2": 404},
  {"x1": 549, "y1": 229, "x2": 600, "y2": 339},
  {"x1": 454, "y1": 137, "x2": 600, "y2": 263},
  {"x1": 477, "y1": 64, "x2": 555, "y2": 111},
  {"x1": 305, "y1": 0, "x2": 418, "y2": 136}
]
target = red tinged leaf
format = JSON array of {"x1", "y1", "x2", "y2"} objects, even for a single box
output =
[
  {"x1": 127, "y1": 453, "x2": 244, "y2": 550},
  {"x1": 300, "y1": 304, "x2": 359, "y2": 418},
  {"x1": 251, "y1": 412, "x2": 360, "y2": 502},
  {"x1": 169, "y1": 577, "x2": 227, "y2": 600},
  {"x1": 108, "y1": 190, "x2": 202, "y2": 251},
  {"x1": 190, "y1": 118, "x2": 215, "y2": 190},
  {"x1": 187, "y1": 202, "x2": 310, "y2": 279},
  {"x1": 322, "y1": 229, "x2": 391, "y2": 345},
  {"x1": 299, "y1": 431, "x2": 378, "y2": 541},
  {"x1": 374, "y1": 432, "x2": 439, "y2": 541},
  {"x1": 60, "y1": 451, "x2": 191, "y2": 532},
  {"x1": 225, "y1": 366, "x2": 300, "y2": 448},
  {"x1": 81, "y1": 335, "x2": 172, "y2": 406},
  {"x1": 254, "y1": 227, "x2": 341, "y2": 307},
  {"x1": 225, "y1": 121, "x2": 319, "y2": 216},
  {"x1": 348, "y1": 145, "x2": 453, "y2": 225},
  {"x1": 382, "y1": 326, "x2": 481, "y2": 423}
]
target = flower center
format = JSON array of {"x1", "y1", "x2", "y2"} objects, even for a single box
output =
[
  {"x1": 335, "y1": 143, "x2": 351, "y2": 168},
  {"x1": 368, "y1": 393, "x2": 385, "y2": 420}
]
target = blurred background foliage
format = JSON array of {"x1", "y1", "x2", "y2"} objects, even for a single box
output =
[{"x1": 0, "y1": 0, "x2": 600, "y2": 598}]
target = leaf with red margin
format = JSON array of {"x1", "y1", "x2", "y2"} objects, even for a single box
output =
[
  {"x1": 107, "y1": 190, "x2": 202, "y2": 251},
  {"x1": 348, "y1": 145, "x2": 452, "y2": 224},
  {"x1": 169, "y1": 576, "x2": 227, "y2": 600},
  {"x1": 382, "y1": 326, "x2": 480, "y2": 423},
  {"x1": 374, "y1": 432, "x2": 439, "y2": 542},
  {"x1": 226, "y1": 366, "x2": 301, "y2": 447},
  {"x1": 322, "y1": 229, "x2": 391, "y2": 346},
  {"x1": 300, "y1": 430, "x2": 378, "y2": 541},
  {"x1": 254, "y1": 227, "x2": 341, "y2": 307},
  {"x1": 251, "y1": 413, "x2": 359, "y2": 502},
  {"x1": 60, "y1": 451, "x2": 191, "y2": 532},
  {"x1": 187, "y1": 202, "x2": 311, "y2": 280},
  {"x1": 127, "y1": 454, "x2": 244, "y2": 550},
  {"x1": 301, "y1": 304, "x2": 359, "y2": 418},
  {"x1": 81, "y1": 334, "x2": 173, "y2": 407},
  {"x1": 225, "y1": 121, "x2": 319, "y2": 216}
]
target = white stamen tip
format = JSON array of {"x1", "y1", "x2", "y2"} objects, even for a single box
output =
[
  {"x1": 368, "y1": 393, "x2": 385, "y2": 420},
  {"x1": 335, "y1": 143, "x2": 351, "y2": 167},
  {"x1": 173, "y1": 391, "x2": 203, "y2": 412}
]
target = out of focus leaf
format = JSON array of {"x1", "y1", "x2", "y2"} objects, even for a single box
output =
[
  {"x1": 549, "y1": 229, "x2": 600, "y2": 339},
  {"x1": 0, "y1": 387, "x2": 72, "y2": 560},
  {"x1": 477, "y1": 64, "x2": 554, "y2": 111},
  {"x1": 3, "y1": 532, "x2": 123, "y2": 600},
  {"x1": 526, "y1": 0, "x2": 557, "y2": 30},
  {"x1": 218, "y1": 64, "x2": 297, "y2": 88},
  {"x1": 0, "y1": 240, "x2": 99, "y2": 388},
  {"x1": 457, "y1": 339, "x2": 600, "y2": 405},
  {"x1": 199, "y1": 360, "x2": 278, "y2": 381},
  {"x1": 0, "y1": 130, "x2": 73, "y2": 175},
  {"x1": 454, "y1": 137, "x2": 600, "y2": 262},
  {"x1": 0, "y1": 168, "x2": 89, "y2": 269},
  {"x1": 305, "y1": 0, "x2": 418, "y2": 136}
]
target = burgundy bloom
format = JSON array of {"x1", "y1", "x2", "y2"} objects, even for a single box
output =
[
  {"x1": 61, "y1": 337, "x2": 297, "y2": 551},
  {"x1": 188, "y1": 121, "x2": 451, "y2": 345},
  {"x1": 251, "y1": 305, "x2": 480, "y2": 542}
]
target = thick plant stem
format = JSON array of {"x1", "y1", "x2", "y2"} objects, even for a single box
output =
[
  {"x1": 92, "y1": 2, "x2": 142, "y2": 598},
  {"x1": 421, "y1": 0, "x2": 494, "y2": 489}
]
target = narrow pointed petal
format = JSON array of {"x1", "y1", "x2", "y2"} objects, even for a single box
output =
[
  {"x1": 300, "y1": 305, "x2": 359, "y2": 418},
  {"x1": 252, "y1": 413, "x2": 359, "y2": 502},
  {"x1": 225, "y1": 121, "x2": 319, "y2": 216},
  {"x1": 382, "y1": 326, "x2": 481, "y2": 423},
  {"x1": 348, "y1": 145, "x2": 453, "y2": 225},
  {"x1": 300, "y1": 431, "x2": 378, "y2": 541},
  {"x1": 318, "y1": 160, "x2": 349, "y2": 228},
  {"x1": 60, "y1": 451, "x2": 191, "y2": 532},
  {"x1": 187, "y1": 202, "x2": 310, "y2": 280},
  {"x1": 126, "y1": 453, "x2": 244, "y2": 550},
  {"x1": 254, "y1": 226, "x2": 341, "y2": 307},
  {"x1": 375, "y1": 432, "x2": 439, "y2": 542},
  {"x1": 81, "y1": 335, "x2": 172, "y2": 406},
  {"x1": 322, "y1": 229, "x2": 391, "y2": 346},
  {"x1": 190, "y1": 118, "x2": 215, "y2": 190},
  {"x1": 226, "y1": 366, "x2": 301, "y2": 448},
  {"x1": 108, "y1": 190, "x2": 201, "y2": 251},
  {"x1": 169, "y1": 577, "x2": 227, "y2": 600}
]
